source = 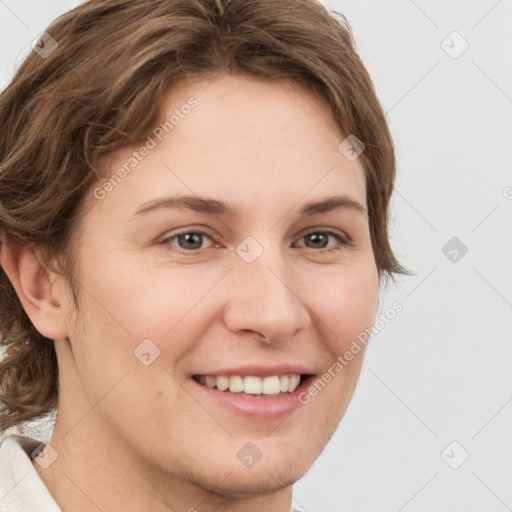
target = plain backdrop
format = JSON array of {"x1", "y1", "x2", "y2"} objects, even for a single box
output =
[{"x1": 1, "y1": 1, "x2": 511, "y2": 511}]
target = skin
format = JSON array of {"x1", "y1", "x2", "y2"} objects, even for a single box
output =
[{"x1": 1, "y1": 74, "x2": 379, "y2": 512}]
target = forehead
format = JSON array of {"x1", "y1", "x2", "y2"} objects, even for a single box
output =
[{"x1": 91, "y1": 74, "x2": 366, "y2": 220}]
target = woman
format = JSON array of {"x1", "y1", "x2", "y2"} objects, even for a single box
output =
[{"x1": 0, "y1": 0, "x2": 408, "y2": 510}]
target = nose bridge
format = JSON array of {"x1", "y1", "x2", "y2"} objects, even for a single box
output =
[{"x1": 223, "y1": 236, "x2": 310, "y2": 341}]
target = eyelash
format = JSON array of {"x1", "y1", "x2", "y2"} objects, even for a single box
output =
[{"x1": 160, "y1": 227, "x2": 350, "y2": 255}]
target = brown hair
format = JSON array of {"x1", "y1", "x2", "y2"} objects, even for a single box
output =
[{"x1": 0, "y1": 0, "x2": 409, "y2": 431}]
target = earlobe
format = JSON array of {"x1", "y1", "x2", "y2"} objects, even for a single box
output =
[{"x1": 0, "y1": 234, "x2": 68, "y2": 340}]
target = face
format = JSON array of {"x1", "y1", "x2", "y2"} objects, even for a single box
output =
[{"x1": 55, "y1": 74, "x2": 379, "y2": 497}]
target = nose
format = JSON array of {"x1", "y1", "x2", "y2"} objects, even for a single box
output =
[{"x1": 222, "y1": 244, "x2": 311, "y2": 344}]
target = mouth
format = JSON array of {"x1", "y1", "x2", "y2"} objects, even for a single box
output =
[
  {"x1": 192, "y1": 373, "x2": 305, "y2": 398},
  {"x1": 190, "y1": 371, "x2": 316, "y2": 420}
]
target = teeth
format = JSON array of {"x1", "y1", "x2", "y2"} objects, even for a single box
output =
[
  {"x1": 262, "y1": 376, "x2": 281, "y2": 395},
  {"x1": 216, "y1": 375, "x2": 229, "y2": 391},
  {"x1": 244, "y1": 376, "x2": 262, "y2": 394},
  {"x1": 229, "y1": 375, "x2": 244, "y2": 393},
  {"x1": 287, "y1": 374, "x2": 299, "y2": 392},
  {"x1": 196, "y1": 374, "x2": 302, "y2": 395}
]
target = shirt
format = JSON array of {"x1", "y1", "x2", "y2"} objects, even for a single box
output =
[
  {"x1": 0, "y1": 433, "x2": 305, "y2": 512},
  {"x1": 0, "y1": 433, "x2": 60, "y2": 511}
]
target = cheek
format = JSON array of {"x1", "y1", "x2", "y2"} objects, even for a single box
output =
[
  {"x1": 75, "y1": 247, "x2": 206, "y2": 339},
  {"x1": 67, "y1": 252, "x2": 217, "y2": 395},
  {"x1": 65, "y1": 278, "x2": 189, "y2": 439},
  {"x1": 307, "y1": 264, "x2": 379, "y2": 353}
]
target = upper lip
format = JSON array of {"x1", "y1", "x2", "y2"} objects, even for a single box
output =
[{"x1": 192, "y1": 364, "x2": 315, "y2": 378}]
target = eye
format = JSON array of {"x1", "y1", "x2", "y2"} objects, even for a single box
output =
[
  {"x1": 161, "y1": 230, "x2": 215, "y2": 252},
  {"x1": 160, "y1": 227, "x2": 349, "y2": 254},
  {"x1": 295, "y1": 228, "x2": 349, "y2": 253}
]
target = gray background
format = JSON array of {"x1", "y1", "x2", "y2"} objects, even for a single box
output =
[{"x1": 1, "y1": 1, "x2": 511, "y2": 511}]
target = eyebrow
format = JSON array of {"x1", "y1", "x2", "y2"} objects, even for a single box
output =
[{"x1": 133, "y1": 194, "x2": 367, "y2": 220}]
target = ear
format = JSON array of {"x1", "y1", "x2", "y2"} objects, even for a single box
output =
[{"x1": 0, "y1": 233, "x2": 69, "y2": 340}]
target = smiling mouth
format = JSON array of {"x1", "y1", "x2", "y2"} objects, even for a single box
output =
[{"x1": 192, "y1": 374, "x2": 306, "y2": 398}]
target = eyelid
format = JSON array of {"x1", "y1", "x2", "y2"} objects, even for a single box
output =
[
  {"x1": 297, "y1": 226, "x2": 350, "y2": 244},
  {"x1": 159, "y1": 225, "x2": 216, "y2": 242}
]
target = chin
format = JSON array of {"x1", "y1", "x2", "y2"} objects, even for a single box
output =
[
  {"x1": 168, "y1": 438, "x2": 314, "y2": 499},
  {"x1": 226, "y1": 442, "x2": 317, "y2": 493},
  {"x1": 192, "y1": 464, "x2": 303, "y2": 499}
]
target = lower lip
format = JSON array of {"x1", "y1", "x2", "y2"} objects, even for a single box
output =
[{"x1": 190, "y1": 375, "x2": 316, "y2": 420}]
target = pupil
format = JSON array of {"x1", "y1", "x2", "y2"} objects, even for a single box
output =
[
  {"x1": 180, "y1": 233, "x2": 202, "y2": 250},
  {"x1": 307, "y1": 233, "x2": 327, "y2": 248}
]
